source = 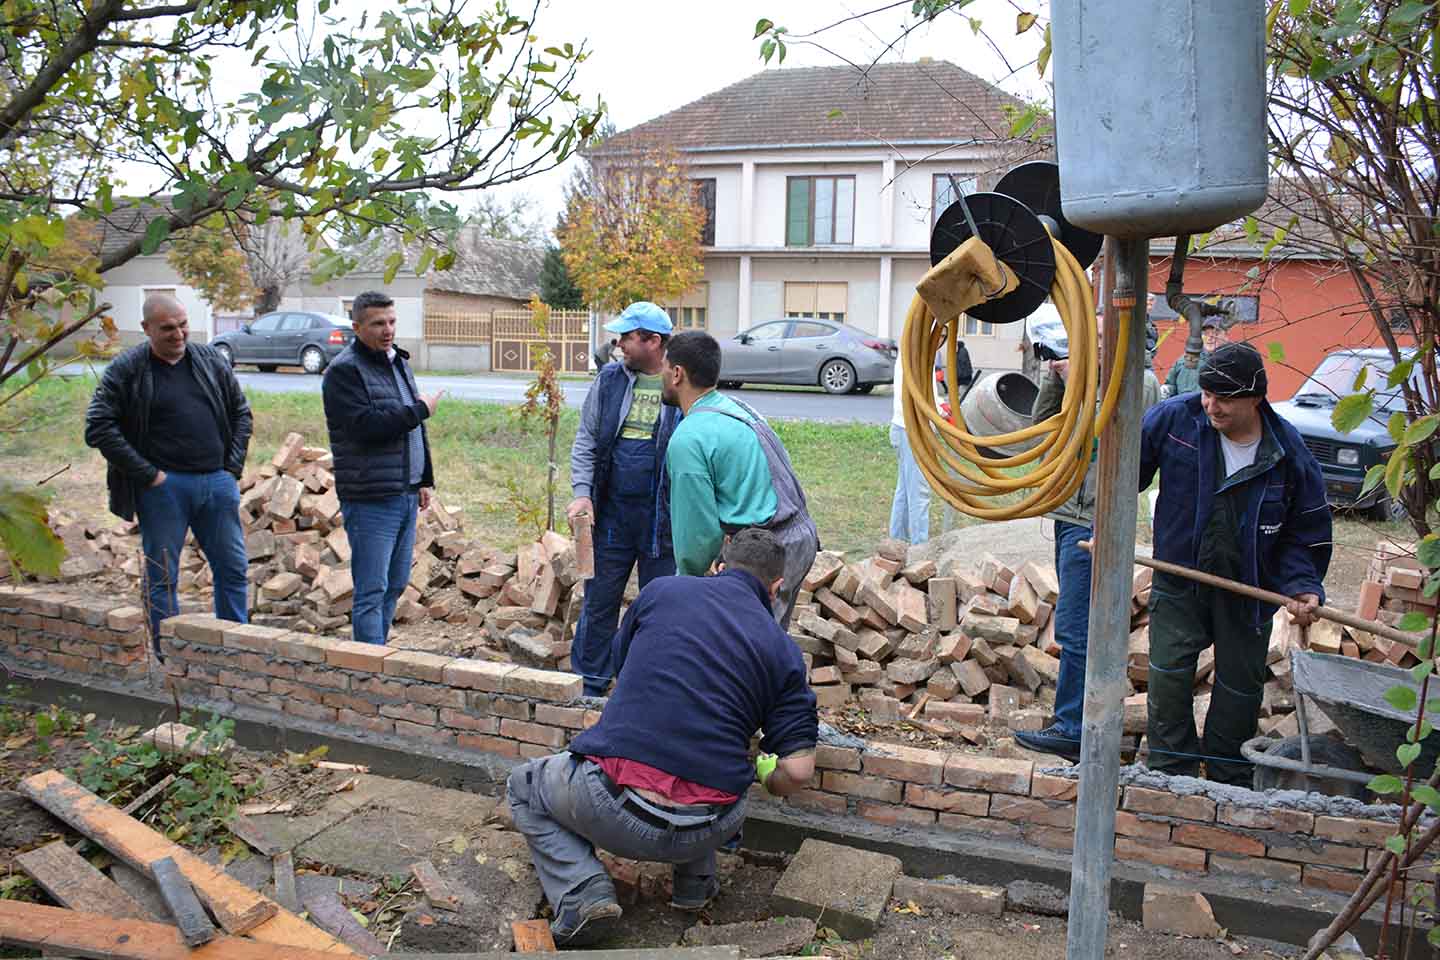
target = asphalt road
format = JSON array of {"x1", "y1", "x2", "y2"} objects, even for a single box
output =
[{"x1": 226, "y1": 369, "x2": 893, "y2": 424}]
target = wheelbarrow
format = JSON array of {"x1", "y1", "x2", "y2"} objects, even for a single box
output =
[{"x1": 1242, "y1": 648, "x2": 1440, "y2": 797}]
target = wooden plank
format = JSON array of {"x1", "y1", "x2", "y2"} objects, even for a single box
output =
[
  {"x1": 18, "y1": 770, "x2": 356, "y2": 955},
  {"x1": 511, "y1": 918, "x2": 558, "y2": 952},
  {"x1": 110, "y1": 862, "x2": 171, "y2": 924},
  {"x1": 151, "y1": 855, "x2": 216, "y2": 947},
  {"x1": 0, "y1": 900, "x2": 354, "y2": 960},
  {"x1": 273, "y1": 851, "x2": 299, "y2": 914},
  {"x1": 229, "y1": 814, "x2": 287, "y2": 857},
  {"x1": 72, "y1": 773, "x2": 175, "y2": 855},
  {"x1": 409, "y1": 860, "x2": 461, "y2": 912},
  {"x1": 302, "y1": 892, "x2": 388, "y2": 955},
  {"x1": 14, "y1": 841, "x2": 156, "y2": 922},
  {"x1": 573, "y1": 513, "x2": 594, "y2": 579}
]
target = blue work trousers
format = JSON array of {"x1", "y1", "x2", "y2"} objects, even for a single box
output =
[
  {"x1": 889, "y1": 424, "x2": 930, "y2": 544},
  {"x1": 341, "y1": 491, "x2": 419, "y2": 645},
  {"x1": 135, "y1": 469, "x2": 249, "y2": 648},
  {"x1": 1052, "y1": 520, "x2": 1093, "y2": 738}
]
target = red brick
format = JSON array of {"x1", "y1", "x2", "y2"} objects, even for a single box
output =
[
  {"x1": 937, "y1": 813, "x2": 1023, "y2": 840},
  {"x1": 518, "y1": 742, "x2": 553, "y2": 759},
  {"x1": 1208, "y1": 854, "x2": 1301, "y2": 883},
  {"x1": 57, "y1": 639, "x2": 100, "y2": 660},
  {"x1": 336, "y1": 708, "x2": 394, "y2": 735},
  {"x1": 381, "y1": 649, "x2": 453, "y2": 682},
  {"x1": 821, "y1": 771, "x2": 902, "y2": 804},
  {"x1": 1218, "y1": 804, "x2": 1314, "y2": 834},
  {"x1": 1030, "y1": 772, "x2": 1078, "y2": 801},
  {"x1": 294, "y1": 664, "x2": 350, "y2": 690},
  {"x1": 169, "y1": 615, "x2": 228, "y2": 645},
  {"x1": 904, "y1": 783, "x2": 989, "y2": 816},
  {"x1": 503, "y1": 666, "x2": 583, "y2": 702},
  {"x1": 222, "y1": 623, "x2": 286, "y2": 655},
  {"x1": 583, "y1": 709, "x2": 603, "y2": 728},
  {"x1": 1302, "y1": 865, "x2": 1365, "y2": 893},
  {"x1": 1267, "y1": 840, "x2": 1367, "y2": 869},
  {"x1": 380, "y1": 702, "x2": 438, "y2": 725},
  {"x1": 862, "y1": 744, "x2": 947, "y2": 784},
  {"x1": 1115, "y1": 811, "x2": 1171, "y2": 842},
  {"x1": 283, "y1": 700, "x2": 338, "y2": 723},
  {"x1": 322, "y1": 692, "x2": 379, "y2": 715},
  {"x1": 403, "y1": 683, "x2": 467, "y2": 709},
  {"x1": 815, "y1": 744, "x2": 861, "y2": 771},
  {"x1": 858, "y1": 801, "x2": 937, "y2": 827},
  {"x1": 1172, "y1": 823, "x2": 1265, "y2": 857},
  {"x1": 499, "y1": 719, "x2": 567, "y2": 747},
  {"x1": 229, "y1": 689, "x2": 281, "y2": 711},
  {"x1": 237, "y1": 653, "x2": 296, "y2": 680},
  {"x1": 61, "y1": 599, "x2": 114, "y2": 625},
  {"x1": 1114, "y1": 837, "x2": 1207, "y2": 872},
  {"x1": 99, "y1": 645, "x2": 143, "y2": 666},
  {"x1": 457, "y1": 733, "x2": 519, "y2": 757},
  {"x1": 353, "y1": 675, "x2": 408, "y2": 700},
  {"x1": 535, "y1": 704, "x2": 587, "y2": 729},
  {"x1": 486, "y1": 697, "x2": 533, "y2": 720},
  {"x1": 325, "y1": 640, "x2": 393, "y2": 672},
  {"x1": 269, "y1": 679, "x2": 324, "y2": 703},
  {"x1": 943, "y1": 754, "x2": 1032, "y2": 794},
  {"x1": 989, "y1": 795, "x2": 1075, "y2": 829},
  {"x1": 272, "y1": 633, "x2": 338, "y2": 663},
  {"x1": 218, "y1": 670, "x2": 269, "y2": 693},
  {"x1": 787, "y1": 790, "x2": 848, "y2": 815},
  {"x1": 443, "y1": 659, "x2": 514, "y2": 692},
  {"x1": 438, "y1": 709, "x2": 500, "y2": 733},
  {"x1": 394, "y1": 719, "x2": 456, "y2": 746},
  {"x1": 1314, "y1": 815, "x2": 1398, "y2": 847},
  {"x1": 1122, "y1": 786, "x2": 1215, "y2": 822},
  {"x1": 1024, "y1": 825, "x2": 1074, "y2": 851}
]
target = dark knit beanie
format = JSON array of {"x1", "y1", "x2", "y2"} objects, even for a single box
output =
[{"x1": 1198, "y1": 342, "x2": 1267, "y2": 398}]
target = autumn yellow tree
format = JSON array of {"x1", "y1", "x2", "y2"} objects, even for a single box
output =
[{"x1": 558, "y1": 144, "x2": 705, "y2": 314}]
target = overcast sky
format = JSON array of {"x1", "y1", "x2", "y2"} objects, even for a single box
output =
[{"x1": 490, "y1": 0, "x2": 1052, "y2": 235}]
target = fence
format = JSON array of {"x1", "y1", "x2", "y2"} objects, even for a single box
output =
[
  {"x1": 490, "y1": 308, "x2": 591, "y2": 374},
  {"x1": 422, "y1": 312, "x2": 493, "y2": 345}
]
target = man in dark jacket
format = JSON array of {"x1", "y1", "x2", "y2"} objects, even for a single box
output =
[
  {"x1": 1140, "y1": 342, "x2": 1331, "y2": 784},
  {"x1": 566, "y1": 302, "x2": 680, "y2": 696},
  {"x1": 321, "y1": 291, "x2": 440, "y2": 645},
  {"x1": 508, "y1": 528, "x2": 818, "y2": 948},
  {"x1": 85, "y1": 293, "x2": 252, "y2": 647}
]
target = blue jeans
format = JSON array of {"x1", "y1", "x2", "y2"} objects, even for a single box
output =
[
  {"x1": 1052, "y1": 520, "x2": 1093, "y2": 737},
  {"x1": 135, "y1": 470, "x2": 249, "y2": 647},
  {"x1": 507, "y1": 752, "x2": 746, "y2": 916},
  {"x1": 572, "y1": 496, "x2": 674, "y2": 697},
  {"x1": 341, "y1": 492, "x2": 418, "y2": 645},
  {"x1": 889, "y1": 423, "x2": 930, "y2": 544}
]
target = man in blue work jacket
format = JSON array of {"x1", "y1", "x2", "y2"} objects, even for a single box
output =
[
  {"x1": 1140, "y1": 342, "x2": 1331, "y2": 785},
  {"x1": 567, "y1": 302, "x2": 681, "y2": 696}
]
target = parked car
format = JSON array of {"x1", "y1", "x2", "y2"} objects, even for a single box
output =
[
  {"x1": 1018, "y1": 303, "x2": 1068, "y2": 385},
  {"x1": 1272, "y1": 347, "x2": 1424, "y2": 520},
  {"x1": 211, "y1": 311, "x2": 354, "y2": 374},
  {"x1": 717, "y1": 319, "x2": 895, "y2": 394}
]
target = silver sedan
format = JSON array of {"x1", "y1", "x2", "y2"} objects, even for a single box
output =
[{"x1": 717, "y1": 319, "x2": 896, "y2": 394}]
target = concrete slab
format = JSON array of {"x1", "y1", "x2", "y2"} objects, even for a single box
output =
[
  {"x1": 245, "y1": 806, "x2": 357, "y2": 854},
  {"x1": 769, "y1": 838, "x2": 901, "y2": 940},
  {"x1": 682, "y1": 916, "x2": 817, "y2": 957},
  {"x1": 393, "y1": 834, "x2": 543, "y2": 953},
  {"x1": 350, "y1": 773, "x2": 498, "y2": 821},
  {"x1": 296, "y1": 806, "x2": 484, "y2": 878}
]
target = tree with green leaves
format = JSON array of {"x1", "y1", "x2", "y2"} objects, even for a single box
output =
[
  {"x1": 539, "y1": 244, "x2": 584, "y2": 310},
  {"x1": 0, "y1": 0, "x2": 602, "y2": 576}
]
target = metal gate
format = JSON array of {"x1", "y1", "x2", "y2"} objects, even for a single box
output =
[{"x1": 491, "y1": 308, "x2": 591, "y2": 373}]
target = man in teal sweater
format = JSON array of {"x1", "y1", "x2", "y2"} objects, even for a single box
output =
[{"x1": 659, "y1": 331, "x2": 818, "y2": 627}]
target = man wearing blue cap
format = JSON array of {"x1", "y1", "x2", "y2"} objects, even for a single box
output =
[{"x1": 567, "y1": 302, "x2": 682, "y2": 697}]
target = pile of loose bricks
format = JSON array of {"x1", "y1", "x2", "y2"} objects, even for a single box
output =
[{"x1": 0, "y1": 585, "x2": 1419, "y2": 899}]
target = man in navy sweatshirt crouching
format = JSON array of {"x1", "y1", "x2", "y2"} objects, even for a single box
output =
[{"x1": 507, "y1": 528, "x2": 818, "y2": 948}]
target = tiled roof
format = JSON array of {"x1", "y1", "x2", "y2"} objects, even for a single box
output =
[
  {"x1": 346, "y1": 227, "x2": 545, "y2": 300},
  {"x1": 594, "y1": 60, "x2": 1026, "y2": 153},
  {"x1": 91, "y1": 200, "x2": 179, "y2": 259}
]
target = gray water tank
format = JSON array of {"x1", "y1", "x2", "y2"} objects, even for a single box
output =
[{"x1": 1051, "y1": 0, "x2": 1267, "y2": 238}]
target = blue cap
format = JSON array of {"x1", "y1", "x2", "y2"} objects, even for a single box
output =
[{"x1": 604, "y1": 301, "x2": 673, "y2": 336}]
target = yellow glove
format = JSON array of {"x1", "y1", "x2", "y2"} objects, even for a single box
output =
[{"x1": 754, "y1": 753, "x2": 778, "y2": 793}]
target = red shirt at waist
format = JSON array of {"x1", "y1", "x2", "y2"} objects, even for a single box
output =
[{"x1": 589, "y1": 756, "x2": 739, "y2": 805}]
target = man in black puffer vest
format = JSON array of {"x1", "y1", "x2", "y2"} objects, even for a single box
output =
[{"x1": 322, "y1": 291, "x2": 441, "y2": 645}]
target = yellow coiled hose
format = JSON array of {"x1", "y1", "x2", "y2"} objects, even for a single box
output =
[{"x1": 899, "y1": 232, "x2": 1128, "y2": 520}]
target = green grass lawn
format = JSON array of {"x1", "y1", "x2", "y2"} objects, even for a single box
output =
[{"x1": 3, "y1": 374, "x2": 962, "y2": 556}]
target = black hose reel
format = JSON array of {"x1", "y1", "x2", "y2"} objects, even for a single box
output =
[{"x1": 929, "y1": 160, "x2": 1103, "y2": 327}]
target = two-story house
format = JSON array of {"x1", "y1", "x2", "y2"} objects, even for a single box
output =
[{"x1": 590, "y1": 59, "x2": 1041, "y2": 374}]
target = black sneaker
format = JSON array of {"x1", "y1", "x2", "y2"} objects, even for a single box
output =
[
  {"x1": 1014, "y1": 724, "x2": 1081, "y2": 762},
  {"x1": 550, "y1": 878, "x2": 622, "y2": 949},
  {"x1": 670, "y1": 874, "x2": 721, "y2": 912}
]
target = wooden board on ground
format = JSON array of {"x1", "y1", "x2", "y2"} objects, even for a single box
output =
[
  {"x1": 151, "y1": 855, "x2": 215, "y2": 947},
  {"x1": 228, "y1": 814, "x2": 287, "y2": 857},
  {"x1": 273, "y1": 851, "x2": 299, "y2": 914},
  {"x1": 410, "y1": 860, "x2": 461, "y2": 911},
  {"x1": 511, "y1": 918, "x2": 558, "y2": 952},
  {"x1": 14, "y1": 840, "x2": 158, "y2": 922},
  {"x1": 302, "y1": 892, "x2": 388, "y2": 955},
  {"x1": 18, "y1": 769, "x2": 357, "y2": 955},
  {"x1": 0, "y1": 900, "x2": 362, "y2": 960}
]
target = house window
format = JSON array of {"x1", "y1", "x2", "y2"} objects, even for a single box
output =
[
  {"x1": 664, "y1": 283, "x2": 709, "y2": 330},
  {"x1": 786, "y1": 176, "x2": 855, "y2": 246},
  {"x1": 964, "y1": 315, "x2": 994, "y2": 337},
  {"x1": 933, "y1": 174, "x2": 978, "y2": 226},
  {"x1": 784, "y1": 282, "x2": 848, "y2": 324},
  {"x1": 341, "y1": 298, "x2": 355, "y2": 318},
  {"x1": 143, "y1": 287, "x2": 178, "y2": 304},
  {"x1": 693, "y1": 178, "x2": 716, "y2": 247}
]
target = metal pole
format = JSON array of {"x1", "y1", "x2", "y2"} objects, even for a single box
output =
[{"x1": 1066, "y1": 237, "x2": 1149, "y2": 960}]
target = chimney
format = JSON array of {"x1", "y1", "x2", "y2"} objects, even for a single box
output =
[{"x1": 918, "y1": 56, "x2": 933, "y2": 64}]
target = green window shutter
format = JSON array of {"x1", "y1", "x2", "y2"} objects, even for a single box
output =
[{"x1": 786, "y1": 178, "x2": 811, "y2": 246}]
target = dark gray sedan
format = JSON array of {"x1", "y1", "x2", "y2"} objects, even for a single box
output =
[
  {"x1": 211, "y1": 311, "x2": 354, "y2": 374},
  {"x1": 717, "y1": 319, "x2": 896, "y2": 394}
]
